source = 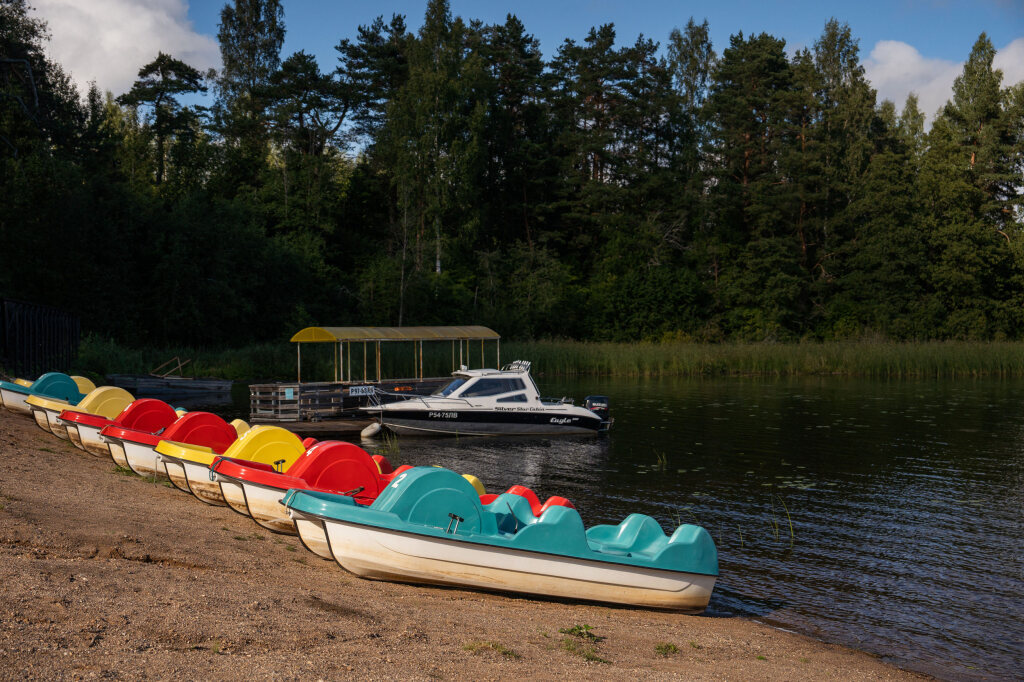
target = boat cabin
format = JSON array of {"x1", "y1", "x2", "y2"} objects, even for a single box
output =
[{"x1": 430, "y1": 361, "x2": 554, "y2": 405}]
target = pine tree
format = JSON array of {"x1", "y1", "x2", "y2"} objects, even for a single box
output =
[
  {"x1": 703, "y1": 32, "x2": 806, "y2": 339},
  {"x1": 921, "y1": 34, "x2": 1023, "y2": 338},
  {"x1": 117, "y1": 52, "x2": 206, "y2": 186},
  {"x1": 213, "y1": 0, "x2": 286, "y2": 192}
]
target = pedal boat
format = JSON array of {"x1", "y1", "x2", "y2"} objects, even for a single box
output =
[
  {"x1": 27, "y1": 386, "x2": 132, "y2": 440},
  {"x1": 283, "y1": 467, "x2": 718, "y2": 612},
  {"x1": 211, "y1": 440, "x2": 411, "y2": 541},
  {"x1": 1, "y1": 373, "x2": 93, "y2": 417},
  {"x1": 100, "y1": 412, "x2": 245, "y2": 479},
  {"x1": 59, "y1": 398, "x2": 178, "y2": 457},
  {"x1": 0, "y1": 377, "x2": 32, "y2": 408},
  {"x1": 155, "y1": 425, "x2": 304, "y2": 506}
]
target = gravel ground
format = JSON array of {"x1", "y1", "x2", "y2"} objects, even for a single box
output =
[{"x1": 0, "y1": 408, "x2": 926, "y2": 680}]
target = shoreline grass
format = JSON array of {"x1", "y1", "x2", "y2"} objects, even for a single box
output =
[
  {"x1": 504, "y1": 340, "x2": 1024, "y2": 378},
  {"x1": 51, "y1": 336, "x2": 1024, "y2": 382}
]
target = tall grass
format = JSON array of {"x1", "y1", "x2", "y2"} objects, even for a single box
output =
[
  {"x1": 502, "y1": 340, "x2": 1024, "y2": 378},
  {"x1": 70, "y1": 335, "x2": 1024, "y2": 381}
]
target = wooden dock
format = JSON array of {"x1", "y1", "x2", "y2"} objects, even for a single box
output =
[
  {"x1": 250, "y1": 416, "x2": 375, "y2": 436},
  {"x1": 249, "y1": 377, "x2": 447, "y2": 425}
]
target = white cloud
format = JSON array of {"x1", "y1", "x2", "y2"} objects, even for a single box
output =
[
  {"x1": 993, "y1": 37, "x2": 1024, "y2": 92},
  {"x1": 864, "y1": 37, "x2": 1024, "y2": 122},
  {"x1": 30, "y1": 0, "x2": 220, "y2": 98}
]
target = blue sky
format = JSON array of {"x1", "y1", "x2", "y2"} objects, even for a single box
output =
[
  {"x1": 31, "y1": 0, "x2": 1024, "y2": 120},
  {"x1": 183, "y1": 0, "x2": 1023, "y2": 63}
]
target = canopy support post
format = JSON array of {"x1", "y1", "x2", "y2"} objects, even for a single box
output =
[
  {"x1": 497, "y1": 339, "x2": 500, "y2": 368},
  {"x1": 297, "y1": 343, "x2": 301, "y2": 383}
]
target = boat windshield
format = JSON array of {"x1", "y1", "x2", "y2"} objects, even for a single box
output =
[{"x1": 432, "y1": 378, "x2": 467, "y2": 397}]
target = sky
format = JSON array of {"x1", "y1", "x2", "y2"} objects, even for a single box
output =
[{"x1": 30, "y1": 0, "x2": 1024, "y2": 122}]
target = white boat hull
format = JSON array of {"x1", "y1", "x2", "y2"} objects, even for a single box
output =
[
  {"x1": 321, "y1": 519, "x2": 716, "y2": 612},
  {"x1": 1, "y1": 388, "x2": 30, "y2": 415},
  {"x1": 34, "y1": 406, "x2": 70, "y2": 439},
  {"x1": 66, "y1": 423, "x2": 85, "y2": 450},
  {"x1": 159, "y1": 455, "x2": 190, "y2": 491},
  {"x1": 159, "y1": 457, "x2": 226, "y2": 506},
  {"x1": 287, "y1": 509, "x2": 337, "y2": 560},
  {"x1": 32, "y1": 407, "x2": 53, "y2": 432},
  {"x1": 240, "y1": 482, "x2": 295, "y2": 533},
  {"x1": 71, "y1": 423, "x2": 110, "y2": 457},
  {"x1": 121, "y1": 440, "x2": 166, "y2": 479},
  {"x1": 108, "y1": 439, "x2": 129, "y2": 467},
  {"x1": 217, "y1": 478, "x2": 250, "y2": 516}
]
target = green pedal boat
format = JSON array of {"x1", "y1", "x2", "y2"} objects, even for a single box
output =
[{"x1": 283, "y1": 466, "x2": 718, "y2": 612}]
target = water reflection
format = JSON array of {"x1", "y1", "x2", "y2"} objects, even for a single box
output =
[
  {"x1": 201, "y1": 377, "x2": 1023, "y2": 680},
  {"x1": 387, "y1": 377, "x2": 1024, "y2": 681}
]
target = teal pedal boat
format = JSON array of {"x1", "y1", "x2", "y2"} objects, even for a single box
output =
[{"x1": 283, "y1": 467, "x2": 718, "y2": 611}]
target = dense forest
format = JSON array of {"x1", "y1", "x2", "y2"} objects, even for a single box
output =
[{"x1": 1, "y1": 0, "x2": 1022, "y2": 346}]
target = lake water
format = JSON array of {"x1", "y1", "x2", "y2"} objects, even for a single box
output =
[{"x1": 214, "y1": 377, "x2": 1023, "y2": 679}]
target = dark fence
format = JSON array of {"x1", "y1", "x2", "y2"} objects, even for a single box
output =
[{"x1": 0, "y1": 298, "x2": 81, "y2": 378}]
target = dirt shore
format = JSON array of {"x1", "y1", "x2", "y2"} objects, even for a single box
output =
[{"x1": 0, "y1": 409, "x2": 923, "y2": 680}]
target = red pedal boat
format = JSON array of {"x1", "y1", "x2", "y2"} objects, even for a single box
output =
[
  {"x1": 100, "y1": 412, "x2": 246, "y2": 479},
  {"x1": 59, "y1": 399, "x2": 178, "y2": 457},
  {"x1": 211, "y1": 440, "x2": 412, "y2": 552}
]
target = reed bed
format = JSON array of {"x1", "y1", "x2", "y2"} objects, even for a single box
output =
[
  {"x1": 63, "y1": 336, "x2": 1024, "y2": 382},
  {"x1": 502, "y1": 340, "x2": 1024, "y2": 378}
]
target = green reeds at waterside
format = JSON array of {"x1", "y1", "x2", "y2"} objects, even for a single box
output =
[
  {"x1": 66, "y1": 335, "x2": 1024, "y2": 382},
  {"x1": 501, "y1": 340, "x2": 1024, "y2": 378}
]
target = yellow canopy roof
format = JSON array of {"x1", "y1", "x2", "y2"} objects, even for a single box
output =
[{"x1": 290, "y1": 325, "x2": 500, "y2": 343}]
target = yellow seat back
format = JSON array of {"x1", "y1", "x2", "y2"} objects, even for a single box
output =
[
  {"x1": 76, "y1": 387, "x2": 135, "y2": 419},
  {"x1": 230, "y1": 419, "x2": 250, "y2": 437},
  {"x1": 221, "y1": 425, "x2": 305, "y2": 471},
  {"x1": 155, "y1": 439, "x2": 217, "y2": 466},
  {"x1": 462, "y1": 474, "x2": 486, "y2": 496},
  {"x1": 14, "y1": 378, "x2": 33, "y2": 388},
  {"x1": 71, "y1": 376, "x2": 96, "y2": 394},
  {"x1": 26, "y1": 394, "x2": 70, "y2": 410}
]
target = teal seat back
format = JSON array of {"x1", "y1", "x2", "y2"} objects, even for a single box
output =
[
  {"x1": 372, "y1": 467, "x2": 495, "y2": 536},
  {"x1": 508, "y1": 504, "x2": 589, "y2": 554},
  {"x1": 586, "y1": 513, "x2": 667, "y2": 554},
  {"x1": 30, "y1": 372, "x2": 85, "y2": 403},
  {"x1": 486, "y1": 493, "x2": 540, "y2": 534}
]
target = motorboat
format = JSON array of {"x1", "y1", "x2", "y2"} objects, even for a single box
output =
[
  {"x1": 27, "y1": 386, "x2": 133, "y2": 440},
  {"x1": 361, "y1": 360, "x2": 611, "y2": 436},
  {"x1": 0, "y1": 373, "x2": 93, "y2": 417},
  {"x1": 59, "y1": 398, "x2": 178, "y2": 457},
  {"x1": 282, "y1": 467, "x2": 717, "y2": 611},
  {"x1": 155, "y1": 425, "x2": 305, "y2": 506},
  {"x1": 100, "y1": 412, "x2": 246, "y2": 479}
]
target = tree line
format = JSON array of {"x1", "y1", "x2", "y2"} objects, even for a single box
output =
[{"x1": 1, "y1": 0, "x2": 1022, "y2": 346}]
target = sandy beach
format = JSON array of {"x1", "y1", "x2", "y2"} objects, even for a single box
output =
[{"x1": 0, "y1": 409, "x2": 925, "y2": 680}]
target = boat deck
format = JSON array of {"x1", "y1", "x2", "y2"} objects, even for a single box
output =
[{"x1": 250, "y1": 417, "x2": 374, "y2": 436}]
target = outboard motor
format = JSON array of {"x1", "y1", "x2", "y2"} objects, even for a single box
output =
[{"x1": 584, "y1": 395, "x2": 611, "y2": 428}]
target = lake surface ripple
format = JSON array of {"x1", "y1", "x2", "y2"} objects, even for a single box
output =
[{"x1": 384, "y1": 377, "x2": 1024, "y2": 680}]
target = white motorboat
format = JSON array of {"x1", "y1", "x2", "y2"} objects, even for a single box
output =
[{"x1": 361, "y1": 361, "x2": 611, "y2": 436}]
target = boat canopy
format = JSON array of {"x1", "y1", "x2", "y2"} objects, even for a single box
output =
[
  {"x1": 288, "y1": 326, "x2": 501, "y2": 383},
  {"x1": 291, "y1": 326, "x2": 499, "y2": 343}
]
